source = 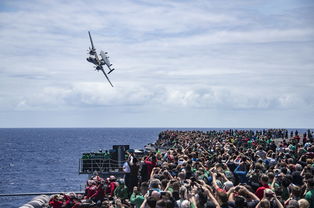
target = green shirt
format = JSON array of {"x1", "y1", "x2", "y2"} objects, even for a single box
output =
[
  {"x1": 167, "y1": 187, "x2": 174, "y2": 193},
  {"x1": 114, "y1": 185, "x2": 129, "y2": 200},
  {"x1": 130, "y1": 193, "x2": 144, "y2": 208},
  {"x1": 305, "y1": 189, "x2": 314, "y2": 208}
]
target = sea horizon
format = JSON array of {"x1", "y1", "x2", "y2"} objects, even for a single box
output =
[{"x1": 1, "y1": 126, "x2": 313, "y2": 129}]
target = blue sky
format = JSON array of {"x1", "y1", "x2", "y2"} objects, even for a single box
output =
[{"x1": 0, "y1": 0, "x2": 313, "y2": 128}]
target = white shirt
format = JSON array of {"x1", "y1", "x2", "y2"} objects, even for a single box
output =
[{"x1": 123, "y1": 161, "x2": 131, "y2": 173}]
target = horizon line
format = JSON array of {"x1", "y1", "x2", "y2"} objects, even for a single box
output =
[{"x1": 0, "y1": 126, "x2": 313, "y2": 129}]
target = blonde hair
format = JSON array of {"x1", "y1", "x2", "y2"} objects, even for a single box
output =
[{"x1": 298, "y1": 199, "x2": 310, "y2": 208}]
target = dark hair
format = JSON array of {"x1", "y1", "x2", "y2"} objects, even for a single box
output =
[
  {"x1": 234, "y1": 195, "x2": 247, "y2": 208},
  {"x1": 164, "y1": 199, "x2": 174, "y2": 208},
  {"x1": 204, "y1": 201, "x2": 216, "y2": 208},
  {"x1": 156, "y1": 200, "x2": 166, "y2": 208},
  {"x1": 308, "y1": 178, "x2": 314, "y2": 187},
  {"x1": 172, "y1": 191, "x2": 179, "y2": 201},
  {"x1": 197, "y1": 188, "x2": 208, "y2": 206},
  {"x1": 260, "y1": 175, "x2": 269, "y2": 183},
  {"x1": 290, "y1": 186, "x2": 302, "y2": 198},
  {"x1": 161, "y1": 179, "x2": 168, "y2": 188},
  {"x1": 281, "y1": 177, "x2": 291, "y2": 187},
  {"x1": 147, "y1": 196, "x2": 157, "y2": 208},
  {"x1": 292, "y1": 171, "x2": 304, "y2": 186}
]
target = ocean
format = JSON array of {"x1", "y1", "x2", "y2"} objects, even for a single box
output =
[{"x1": 0, "y1": 128, "x2": 310, "y2": 207}]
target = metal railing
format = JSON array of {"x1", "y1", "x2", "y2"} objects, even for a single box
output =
[{"x1": 79, "y1": 158, "x2": 125, "y2": 174}]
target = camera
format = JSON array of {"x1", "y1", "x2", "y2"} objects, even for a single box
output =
[{"x1": 265, "y1": 193, "x2": 274, "y2": 198}]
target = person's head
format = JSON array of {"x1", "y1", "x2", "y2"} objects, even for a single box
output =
[
  {"x1": 150, "y1": 179, "x2": 161, "y2": 189},
  {"x1": 288, "y1": 199, "x2": 300, "y2": 208},
  {"x1": 234, "y1": 195, "x2": 247, "y2": 208},
  {"x1": 307, "y1": 178, "x2": 314, "y2": 189},
  {"x1": 260, "y1": 174, "x2": 269, "y2": 185},
  {"x1": 133, "y1": 186, "x2": 139, "y2": 194},
  {"x1": 101, "y1": 200, "x2": 110, "y2": 208},
  {"x1": 306, "y1": 159, "x2": 313, "y2": 165},
  {"x1": 223, "y1": 181, "x2": 234, "y2": 192},
  {"x1": 179, "y1": 200, "x2": 191, "y2": 208},
  {"x1": 290, "y1": 185, "x2": 302, "y2": 198},
  {"x1": 281, "y1": 176, "x2": 291, "y2": 188},
  {"x1": 118, "y1": 178, "x2": 125, "y2": 185},
  {"x1": 267, "y1": 172, "x2": 275, "y2": 182},
  {"x1": 172, "y1": 181, "x2": 180, "y2": 191},
  {"x1": 298, "y1": 199, "x2": 310, "y2": 208},
  {"x1": 161, "y1": 179, "x2": 168, "y2": 189},
  {"x1": 295, "y1": 164, "x2": 303, "y2": 171},
  {"x1": 255, "y1": 162, "x2": 264, "y2": 171},
  {"x1": 141, "y1": 182, "x2": 149, "y2": 194},
  {"x1": 292, "y1": 171, "x2": 304, "y2": 186},
  {"x1": 259, "y1": 199, "x2": 271, "y2": 208},
  {"x1": 151, "y1": 191, "x2": 161, "y2": 200},
  {"x1": 178, "y1": 171, "x2": 186, "y2": 180},
  {"x1": 156, "y1": 199, "x2": 166, "y2": 208},
  {"x1": 264, "y1": 189, "x2": 274, "y2": 199},
  {"x1": 147, "y1": 196, "x2": 157, "y2": 208},
  {"x1": 109, "y1": 175, "x2": 116, "y2": 182},
  {"x1": 179, "y1": 186, "x2": 187, "y2": 199}
]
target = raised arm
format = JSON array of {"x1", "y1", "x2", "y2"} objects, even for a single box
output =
[
  {"x1": 241, "y1": 186, "x2": 260, "y2": 201},
  {"x1": 211, "y1": 172, "x2": 220, "y2": 191},
  {"x1": 140, "y1": 193, "x2": 149, "y2": 208},
  {"x1": 203, "y1": 185, "x2": 221, "y2": 208}
]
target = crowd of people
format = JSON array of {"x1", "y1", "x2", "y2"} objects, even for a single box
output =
[{"x1": 48, "y1": 129, "x2": 314, "y2": 208}]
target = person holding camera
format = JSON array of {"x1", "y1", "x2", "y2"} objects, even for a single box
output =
[
  {"x1": 228, "y1": 185, "x2": 260, "y2": 208},
  {"x1": 256, "y1": 188, "x2": 284, "y2": 208}
]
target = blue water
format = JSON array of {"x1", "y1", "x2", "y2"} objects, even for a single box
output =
[
  {"x1": 0, "y1": 128, "x2": 168, "y2": 207},
  {"x1": 0, "y1": 128, "x2": 310, "y2": 207}
]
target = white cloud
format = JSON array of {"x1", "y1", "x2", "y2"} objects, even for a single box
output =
[{"x1": 9, "y1": 81, "x2": 313, "y2": 114}]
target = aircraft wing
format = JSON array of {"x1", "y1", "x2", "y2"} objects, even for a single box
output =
[
  {"x1": 88, "y1": 31, "x2": 95, "y2": 50},
  {"x1": 100, "y1": 68, "x2": 114, "y2": 87}
]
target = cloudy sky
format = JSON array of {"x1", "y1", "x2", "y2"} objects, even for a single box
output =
[{"x1": 0, "y1": 0, "x2": 313, "y2": 128}]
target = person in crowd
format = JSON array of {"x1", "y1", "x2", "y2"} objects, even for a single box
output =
[
  {"x1": 114, "y1": 179, "x2": 129, "y2": 200},
  {"x1": 305, "y1": 178, "x2": 314, "y2": 208},
  {"x1": 106, "y1": 175, "x2": 118, "y2": 199},
  {"x1": 130, "y1": 186, "x2": 145, "y2": 208},
  {"x1": 256, "y1": 175, "x2": 271, "y2": 200}
]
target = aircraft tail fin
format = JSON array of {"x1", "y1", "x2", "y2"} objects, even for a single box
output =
[{"x1": 108, "y1": 68, "x2": 115, "y2": 74}]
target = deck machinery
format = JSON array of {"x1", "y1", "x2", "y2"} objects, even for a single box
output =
[{"x1": 79, "y1": 145, "x2": 145, "y2": 177}]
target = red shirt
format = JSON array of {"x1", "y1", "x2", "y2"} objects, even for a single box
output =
[
  {"x1": 106, "y1": 181, "x2": 117, "y2": 197},
  {"x1": 144, "y1": 157, "x2": 157, "y2": 176},
  {"x1": 255, "y1": 184, "x2": 270, "y2": 199},
  {"x1": 90, "y1": 185, "x2": 105, "y2": 200},
  {"x1": 85, "y1": 185, "x2": 97, "y2": 199},
  {"x1": 49, "y1": 199, "x2": 63, "y2": 208},
  {"x1": 216, "y1": 187, "x2": 227, "y2": 193}
]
